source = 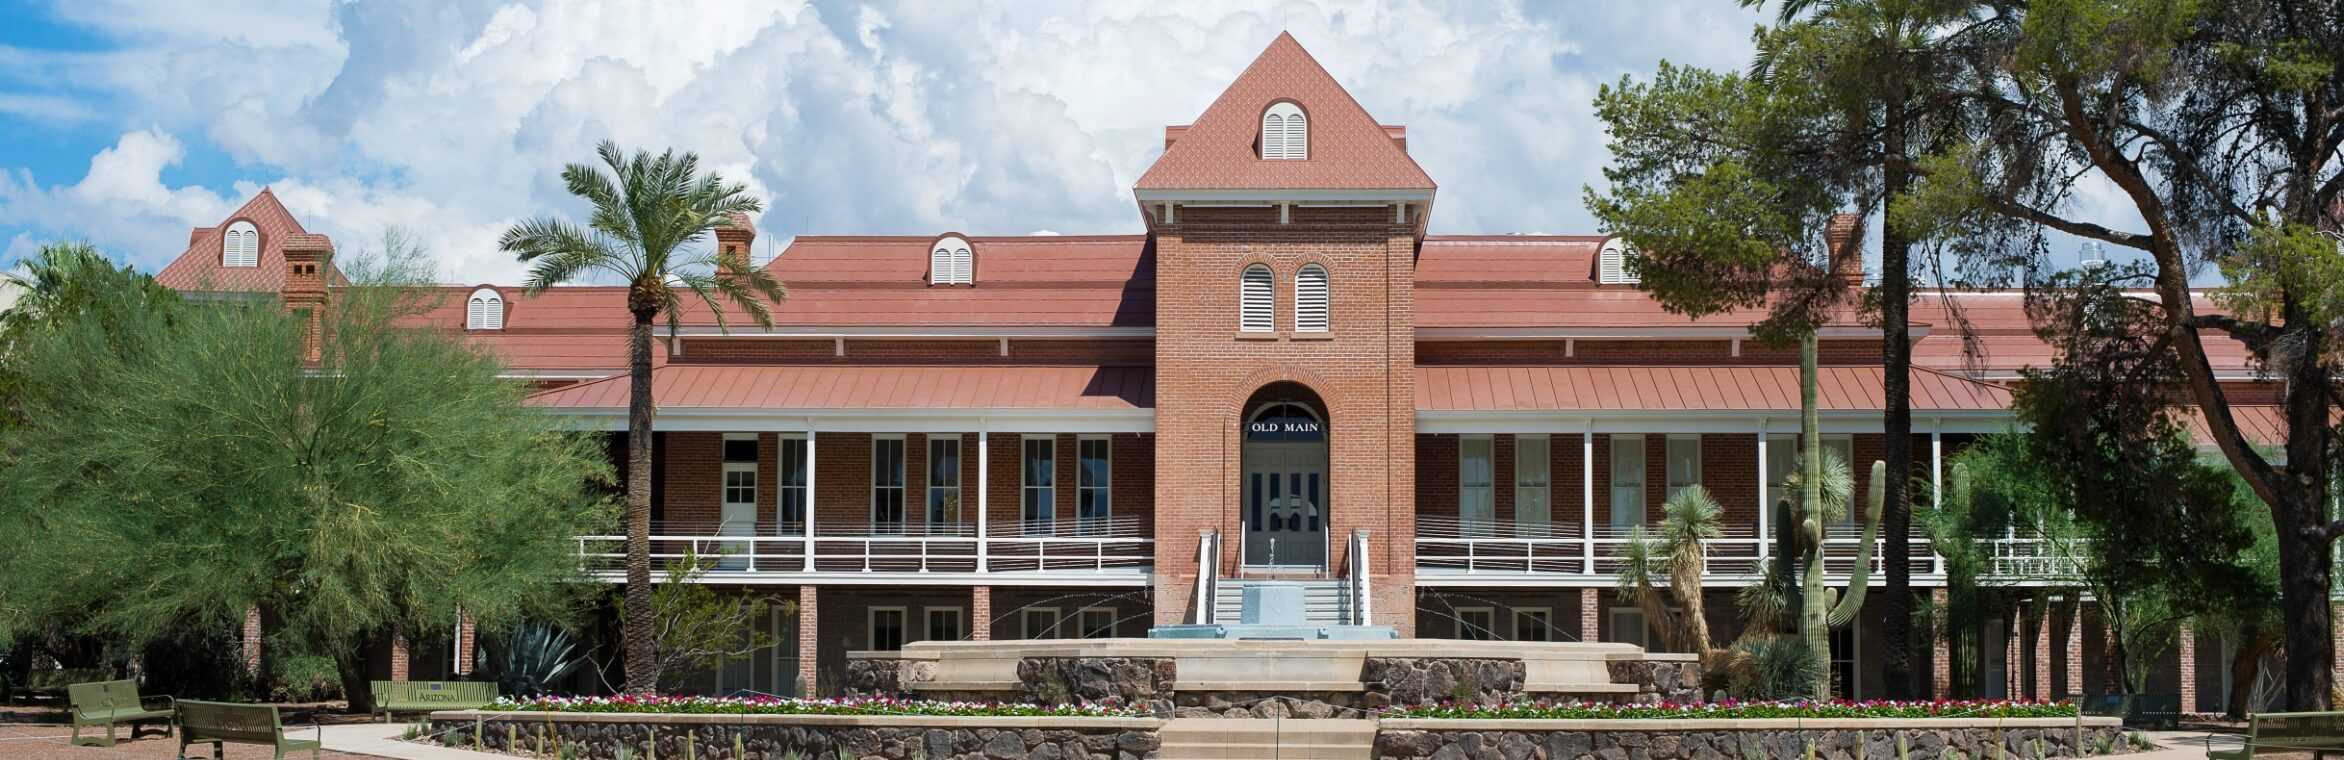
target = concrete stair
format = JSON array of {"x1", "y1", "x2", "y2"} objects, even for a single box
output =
[
  {"x1": 1157, "y1": 718, "x2": 1376, "y2": 760},
  {"x1": 1214, "y1": 579, "x2": 1351, "y2": 625}
]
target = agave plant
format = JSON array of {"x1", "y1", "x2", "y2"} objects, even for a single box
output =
[{"x1": 488, "y1": 623, "x2": 585, "y2": 698}]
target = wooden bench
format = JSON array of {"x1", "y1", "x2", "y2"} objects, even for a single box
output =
[
  {"x1": 369, "y1": 680, "x2": 497, "y2": 722},
  {"x1": 2208, "y1": 710, "x2": 2344, "y2": 759},
  {"x1": 66, "y1": 679, "x2": 174, "y2": 747},
  {"x1": 175, "y1": 700, "x2": 320, "y2": 760}
]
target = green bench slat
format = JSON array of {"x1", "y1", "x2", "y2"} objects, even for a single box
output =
[
  {"x1": 177, "y1": 699, "x2": 319, "y2": 760},
  {"x1": 2209, "y1": 710, "x2": 2344, "y2": 758},
  {"x1": 369, "y1": 680, "x2": 498, "y2": 720},
  {"x1": 66, "y1": 679, "x2": 173, "y2": 747}
]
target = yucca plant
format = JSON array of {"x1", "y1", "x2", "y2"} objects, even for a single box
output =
[
  {"x1": 1616, "y1": 483, "x2": 1728, "y2": 670},
  {"x1": 488, "y1": 623, "x2": 585, "y2": 697}
]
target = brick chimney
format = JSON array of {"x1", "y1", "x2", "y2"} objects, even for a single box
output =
[
  {"x1": 280, "y1": 233, "x2": 333, "y2": 363},
  {"x1": 1825, "y1": 213, "x2": 1864, "y2": 286},
  {"x1": 715, "y1": 212, "x2": 758, "y2": 272}
]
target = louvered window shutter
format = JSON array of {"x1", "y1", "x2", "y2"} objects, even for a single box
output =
[
  {"x1": 1285, "y1": 112, "x2": 1307, "y2": 160},
  {"x1": 485, "y1": 297, "x2": 503, "y2": 330},
  {"x1": 1295, "y1": 265, "x2": 1328, "y2": 331},
  {"x1": 1262, "y1": 113, "x2": 1284, "y2": 159},
  {"x1": 467, "y1": 298, "x2": 486, "y2": 329},
  {"x1": 932, "y1": 246, "x2": 952, "y2": 284},
  {"x1": 953, "y1": 246, "x2": 972, "y2": 284},
  {"x1": 1599, "y1": 247, "x2": 1622, "y2": 284},
  {"x1": 1240, "y1": 266, "x2": 1274, "y2": 332}
]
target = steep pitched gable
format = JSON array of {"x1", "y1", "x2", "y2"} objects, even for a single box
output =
[
  {"x1": 1135, "y1": 32, "x2": 1435, "y2": 192},
  {"x1": 155, "y1": 188, "x2": 311, "y2": 293}
]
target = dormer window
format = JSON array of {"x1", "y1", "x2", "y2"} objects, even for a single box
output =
[
  {"x1": 1261, "y1": 102, "x2": 1307, "y2": 160},
  {"x1": 466, "y1": 287, "x2": 505, "y2": 330},
  {"x1": 930, "y1": 235, "x2": 973, "y2": 285},
  {"x1": 222, "y1": 221, "x2": 259, "y2": 267},
  {"x1": 1598, "y1": 237, "x2": 1639, "y2": 285}
]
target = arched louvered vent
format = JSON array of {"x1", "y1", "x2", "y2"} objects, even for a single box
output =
[
  {"x1": 222, "y1": 221, "x2": 259, "y2": 268},
  {"x1": 1240, "y1": 264, "x2": 1275, "y2": 332},
  {"x1": 1261, "y1": 102, "x2": 1307, "y2": 160},
  {"x1": 1294, "y1": 264, "x2": 1328, "y2": 332},
  {"x1": 1598, "y1": 237, "x2": 1639, "y2": 285},
  {"x1": 930, "y1": 235, "x2": 973, "y2": 285},
  {"x1": 467, "y1": 287, "x2": 505, "y2": 330}
]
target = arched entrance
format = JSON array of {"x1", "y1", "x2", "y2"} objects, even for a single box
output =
[{"x1": 1241, "y1": 383, "x2": 1329, "y2": 569}]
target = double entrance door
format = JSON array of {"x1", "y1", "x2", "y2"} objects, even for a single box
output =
[{"x1": 1241, "y1": 442, "x2": 1327, "y2": 569}]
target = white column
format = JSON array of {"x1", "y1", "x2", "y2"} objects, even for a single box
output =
[
  {"x1": 1930, "y1": 422, "x2": 1944, "y2": 509},
  {"x1": 1756, "y1": 426, "x2": 1770, "y2": 562},
  {"x1": 1581, "y1": 424, "x2": 1595, "y2": 574},
  {"x1": 803, "y1": 428, "x2": 818, "y2": 572},
  {"x1": 977, "y1": 430, "x2": 990, "y2": 572}
]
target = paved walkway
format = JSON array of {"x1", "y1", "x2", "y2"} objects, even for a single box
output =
[{"x1": 318, "y1": 723, "x2": 511, "y2": 759}]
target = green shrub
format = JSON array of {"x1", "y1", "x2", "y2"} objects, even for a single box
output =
[{"x1": 1727, "y1": 635, "x2": 1820, "y2": 701}]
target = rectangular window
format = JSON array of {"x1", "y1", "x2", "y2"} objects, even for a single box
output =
[
  {"x1": 1609, "y1": 435, "x2": 1646, "y2": 532},
  {"x1": 1514, "y1": 435, "x2": 1551, "y2": 532},
  {"x1": 868, "y1": 607, "x2": 906, "y2": 651},
  {"x1": 1458, "y1": 436, "x2": 1494, "y2": 533},
  {"x1": 780, "y1": 436, "x2": 808, "y2": 535},
  {"x1": 1516, "y1": 607, "x2": 1554, "y2": 642},
  {"x1": 1665, "y1": 435, "x2": 1701, "y2": 500},
  {"x1": 1765, "y1": 434, "x2": 1798, "y2": 506},
  {"x1": 1019, "y1": 607, "x2": 1061, "y2": 639},
  {"x1": 1022, "y1": 437, "x2": 1055, "y2": 534},
  {"x1": 925, "y1": 607, "x2": 963, "y2": 643},
  {"x1": 1609, "y1": 607, "x2": 1651, "y2": 650},
  {"x1": 1077, "y1": 436, "x2": 1112, "y2": 535},
  {"x1": 1455, "y1": 607, "x2": 1496, "y2": 641},
  {"x1": 927, "y1": 436, "x2": 961, "y2": 531},
  {"x1": 872, "y1": 436, "x2": 906, "y2": 531},
  {"x1": 1077, "y1": 607, "x2": 1116, "y2": 639}
]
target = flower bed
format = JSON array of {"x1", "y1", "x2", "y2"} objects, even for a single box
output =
[
  {"x1": 1386, "y1": 698, "x2": 2079, "y2": 721},
  {"x1": 487, "y1": 693, "x2": 1145, "y2": 718}
]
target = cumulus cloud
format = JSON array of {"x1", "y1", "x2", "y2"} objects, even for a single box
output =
[{"x1": 0, "y1": 0, "x2": 1768, "y2": 281}]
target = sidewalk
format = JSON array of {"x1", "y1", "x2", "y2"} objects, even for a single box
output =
[{"x1": 318, "y1": 723, "x2": 510, "y2": 760}]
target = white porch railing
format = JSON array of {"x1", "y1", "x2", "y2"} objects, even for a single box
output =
[
  {"x1": 577, "y1": 516, "x2": 1152, "y2": 578},
  {"x1": 1416, "y1": 516, "x2": 2079, "y2": 583}
]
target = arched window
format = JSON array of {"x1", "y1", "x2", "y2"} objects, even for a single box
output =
[
  {"x1": 1294, "y1": 264, "x2": 1329, "y2": 332},
  {"x1": 1240, "y1": 264, "x2": 1275, "y2": 332},
  {"x1": 221, "y1": 221, "x2": 259, "y2": 267},
  {"x1": 930, "y1": 235, "x2": 973, "y2": 285},
  {"x1": 1597, "y1": 237, "x2": 1639, "y2": 285},
  {"x1": 1261, "y1": 102, "x2": 1307, "y2": 160},
  {"x1": 466, "y1": 287, "x2": 505, "y2": 330}
]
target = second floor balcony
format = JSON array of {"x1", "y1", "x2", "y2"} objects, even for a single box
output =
[
  {"x1": 1413, "y1": 516, "x2": 2086, "y2": 587},
  {"x1": 577, "y1": 515, "x2": 1153, "y2": 586}
]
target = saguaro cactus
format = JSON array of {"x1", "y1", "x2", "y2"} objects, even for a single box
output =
[{"x1": 1791, "y1": 331, "x2": 1887, "y2": 700}]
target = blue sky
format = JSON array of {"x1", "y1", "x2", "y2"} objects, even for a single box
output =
[{"x1": 0, "y1": 0, "x2": 2133, "y2": 285}]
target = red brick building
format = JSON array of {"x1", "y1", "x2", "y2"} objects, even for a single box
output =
[{"x1": 157, "y1": 33, "x2": 2284, "y2": 708}]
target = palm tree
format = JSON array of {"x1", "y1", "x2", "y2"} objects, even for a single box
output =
[{"x1": 501, "y1": 141, "x2": 781, "y2": 693}]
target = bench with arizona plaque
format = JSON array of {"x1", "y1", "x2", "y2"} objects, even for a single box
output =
[{"x1": 370, "y1": 680, "x2": 498, "y2": 722}]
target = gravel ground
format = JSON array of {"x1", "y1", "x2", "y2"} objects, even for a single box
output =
[{"x1": 0, "y1": 704, "x2": 376, "y2": 760}]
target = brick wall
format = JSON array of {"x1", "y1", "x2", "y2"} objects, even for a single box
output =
[{"x1": 1149, "y1": 205, "x2": 1416, "y2": 632}]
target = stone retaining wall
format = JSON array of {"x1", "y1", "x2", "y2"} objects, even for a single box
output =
[
  {"x1": 425, "y1": 711, "x2": 1162, "y2": 760},
  {"x1": 1603, "y1": 657, "x2": 1703, "y2": 704},
  {"x1": 1374, "y1": 718, "x2": 2129, "y2": 760}
]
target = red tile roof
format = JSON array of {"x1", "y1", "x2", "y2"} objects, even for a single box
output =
[
  {"x1": 714, "y1": 235, "x2": 1153, "y2": 328},
  {"x1": 1415, "y1": 365, "x2": 2014, "y2": 412},
  {"x1": 394, "y1": 285, "x2": 640, "y2": 373},
  {"x1": 525, "y1": 364, "x2": 1154, "y2": 411},
  {"x1": 1414, "y1": 237, "x2": 1871, "y2": 331},
  {"x1": 155, "y1": 188, "x2": 320, "y2": 293},
  {"x1": 1135, "y1": 33, "x2": 1434, "y2": 191}
]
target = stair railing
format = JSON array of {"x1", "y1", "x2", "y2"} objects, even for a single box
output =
[
  {"x1": 1194, "y1": 529, "x2": 1220, "y2": 625},
  {"x1": 1349, "y1": 529, "x2": 1372, "y2": 626}
]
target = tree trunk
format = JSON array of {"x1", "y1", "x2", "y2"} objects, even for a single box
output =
[
  {"x1": 2226, "y1": 630, "x2": 2271, "y2": 719},
  {"x1": 1878, "y1": 94, "x2": 1917, "y2": 702},
  {"x1": 2275, "y1": 509, "x2": 2335, "y2": 710},
  {"x1": 1799, "y1": 333, "x2": 1831, "y2": 699},
  {"x1": 335, "y1": 637, "x2": 375, "y2": 715},
  {"x1": 622, "y1": 308, "x2": 658, "y2": 694}
]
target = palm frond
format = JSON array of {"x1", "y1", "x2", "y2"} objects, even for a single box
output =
[{"x1": 1785, "y1": 445, "x2": 1856, "y2": 521}]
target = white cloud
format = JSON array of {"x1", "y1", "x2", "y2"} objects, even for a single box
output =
[{"x1": 0, "y1": 0, "x2": 1770, "y2": 281}]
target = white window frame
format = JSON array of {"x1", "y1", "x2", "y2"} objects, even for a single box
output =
[
  {"x1": 1239, "y1": 265, "x2": 1275, "y2": 332},
  {"x1": 1514, "y1": 435, "x2": 1551, "y2": 533},
  {"x1": 1597, "y1": 237, "x2": 1638, "y2": 284},
  {"x1": 1076, "y1": 435, "x2": 1112, "y2": 535},
  {"x1": 1455, "y1": 606, "x2": 1497, "y2": 641},
  {"x1": 222, "y1": 220, "x2": 259, "y2": 268},
  {"x1": 1261, "y1": 101, "x2": 1307, "y2": 160},
  {"x1": 1665, "y1": 435, "x2": 1701, "y2": 501},
  {"x1": 1019, "y1": 606, "x2": 1061, "y2": 639},
  {"x1": 1609, "y1": 607, "x2": 1651, "y2": 650},
  {"x1": 1293, "y1": 263, "x2": 1329, "y2": 332},
  {"x1": 926, "y1": 434, "x2": 961, "y2": 531},
  {"x1": 868, "y1": 606, "x2": 908, "y2": 651},
  {"x1": 871, "y1": 435, "x2": 907, "y2": 532},
  {"x1": 466, "y1": 287, "x2": 505, "y2": 330},
  {"x1": 1458, "y1": 435, "x2": 1494, "y2": 534},
  {"x1": 1076, "y1": 607, "x2": 1117, "y2": 639},
  {"x1": 930, "y1": 236, "x2": 973, "y2": 285},
  {"x1": 1515, "y1": 607, "x2": 1554, "y2": 642},
  {"x1": 1021, "y1": 435, "x2": 1056, "y2": 535},
  {"x1": 924, "y1": 606, "x2": 964, "y2": 643},
  {"x1": 1610, "y1": 435, "x2": 1646, "y2": 532},
  {"x1": 779, "y1": 433, "x2": 809, "y2": 535}
]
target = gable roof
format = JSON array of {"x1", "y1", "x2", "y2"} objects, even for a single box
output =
[
  {"x1": 155, "y1": 188, "x2": 320, "y2": 293},
  {"x1": 675, "y1": 235, "x2": 1155, "y2": 329},
  {"x1": 1134, "y1": 32, "x2": 1434, "y2": 192}
]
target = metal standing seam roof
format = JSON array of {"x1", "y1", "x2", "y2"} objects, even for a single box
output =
[
  {"x1": 525, "y1": 365, "x2": 1155, "y2": 411},
  {"x1": 1415, "y1": 365, "x2": 2015, "y2": 412}
]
